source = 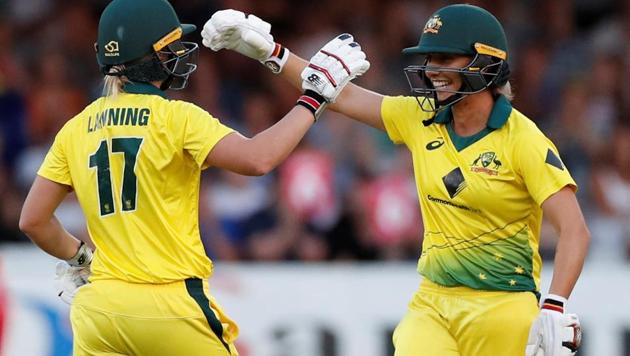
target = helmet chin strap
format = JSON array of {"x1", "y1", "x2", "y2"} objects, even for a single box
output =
[
  {"x1": 120, "y1": 55, "x2": 170, "y2": 84},
  {"x1": 159, "y1": 76, "x2": 174, "y2": 90}
]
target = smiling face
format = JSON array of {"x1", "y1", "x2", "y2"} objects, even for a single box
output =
[{"x1": 424, "y1": 54, "x2": 473, "y2": 102}]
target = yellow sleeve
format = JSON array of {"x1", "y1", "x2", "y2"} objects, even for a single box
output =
[
  {"x1": 381, "y1": 96, "x2": 433, "y2": 145},
  {"x1": 513, "y1": 132, "x2": 577, "y2": 206},
  {"x1": 37, "y1": 122, "x2": 73, "y2": 186},
  {"x1": 173, "y1": 101, "x2": 235, "y2": 169}
]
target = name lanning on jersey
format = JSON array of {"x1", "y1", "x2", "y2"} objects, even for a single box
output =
[{"x1": 88, "y1": 107, "x2": 150, "y2": 133}]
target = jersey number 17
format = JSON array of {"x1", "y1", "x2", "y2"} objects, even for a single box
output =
[{"x1": 89, "y1": 137, "x2": 144, "y2": 217}]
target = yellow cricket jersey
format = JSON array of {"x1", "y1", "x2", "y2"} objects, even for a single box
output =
[
  {"x1": 381, "y1": 95, "x2": 576, "y2": 292},
  {"x1": 38, "y1": 83, "x2": 234, "y2": 283}
]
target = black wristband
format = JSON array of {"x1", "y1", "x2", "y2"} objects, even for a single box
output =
[
  {"x1": 541, "y1": 297, "x2": 564, "y2": 313},
  {"x1": 296, "y1": 89, "x2": 327, "y2": 121}
]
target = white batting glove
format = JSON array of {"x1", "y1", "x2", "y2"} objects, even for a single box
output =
[
  {"x1": 525, "y1": 295, "x2": 582, "y2": 356},
  {"x1": 55, "y1": 241, "x2": 93, "y2": 304},
  {"x1": 55, "y1": 262, "x2": 91, "y2": 304},
  {"x1": 201, "y1": 9, "x2": 289, "y2": 73},
  {"x1": 297, "y1": 34, "x2": 370, "y2": 120}
]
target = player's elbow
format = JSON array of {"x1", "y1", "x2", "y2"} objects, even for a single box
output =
[
  {"x1": 18, "y1": 210, "x2": 43, "y2": 236},
  {"x1": 227, "y1": 155, "x2": 274, "y2": 176},
  {"x1": 246, "y1": 159, "x2": 273, "y2": 176},
  {"x1": 562, "y1": 221, "x2": 591, "y2": 250},
  {"x1": 573, "y1": 220, "x2": 591, "y2": 245}
]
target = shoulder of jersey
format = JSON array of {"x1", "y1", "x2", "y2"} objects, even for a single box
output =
[{"x1": 503, "y1": 107, "x2": 545, "y2": 137}]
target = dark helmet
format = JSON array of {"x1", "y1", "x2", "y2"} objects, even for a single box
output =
[
  {"x1": 402, "y1": 4, "x2": 510, "y2": 112},
  {"x1": 95, "y1": 0, "x2": 198, "y2": 90}
]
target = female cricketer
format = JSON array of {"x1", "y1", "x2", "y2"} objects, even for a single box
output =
[
  {"x1": 18, "y1": 0, "x2": 369, "y2": 354},
  {"x1": 203, "y1": 4, "x2": 589, "y2": 356}
]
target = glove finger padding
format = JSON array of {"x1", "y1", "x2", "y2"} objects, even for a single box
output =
[
  {"x1": 202, "y1": 9, "x2": 280, "y2": 66},
  {"x1": 301, "y1": 34, "x2": 370, "y2": 104},
  {"x1": 242, "y1": 14, "x2": 272, "y2": 42},
  {"x1": 242, "y1": 30, "x2": 272, "y2": 52},
  {"x1": 345, "y1": 50, "x2": 369, "y2": 73},
  {"x1": 561, "y1": 314, "x2": 582, "y2": 353},
  {"x1": 528, "y1": 295, "x2": 582, "y2": 356},
  {"x1": 55, "y1": 261, "x2": 91, "y2": 305},
  {"x1": 209, "y1": 9, "x2": 246, "y2": 30},
  {"x1": 202, "y1": 23, "x2": 240, "y2": 51},
  {"x1": 525, "y1": 317, "x2": 543, "y2": 356},
  {"x1": 202, "y1": 10, "x2": 245, "y2": 51},
  {"x1": 540, "y1": 309, "x2": 565, "y2": 356}
]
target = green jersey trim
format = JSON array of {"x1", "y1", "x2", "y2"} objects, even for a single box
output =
[
  {"x1": 419, "y1": 222, "x2": 536, "y2": 292},
  {"x1": 447, "y1": 123, "x2": 494, "y2": 151},
  {"x1": 435, "y1": 95, "x2": 513, "y2": 151},
  {"x1": 122, "y1": 82, "x2": 168, "y2": 99}
]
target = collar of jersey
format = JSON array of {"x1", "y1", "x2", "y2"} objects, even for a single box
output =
[
  {"x1": 123, "y1": 82, "x2": 168, "y2": 99},
  {"x1": 433, "y1": 94, "x2": 512, "y2": 129}
]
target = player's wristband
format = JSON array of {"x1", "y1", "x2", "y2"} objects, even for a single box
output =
[
  {"x1": 541, "y1": 294, "x2": 567, "y2": 313},
  {"x1": 262, "y1": 44, "x2": 290, "y2": 74},
  {"x1": 296, "y1": 89, "x2": 328, "y2": 121},
  {"x1": 66, "y1": 241, "x2": 93, "y2": 267}
]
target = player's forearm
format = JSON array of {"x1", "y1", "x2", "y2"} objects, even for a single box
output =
[
  {"x1": 279, "y1": 53, "x2": 308, "y2": 90},
  {"x1": 21, "y1": 216, "x2": 82, "y2": 260},
  {"x1": 281, "y1": 53, "x2": 385, "y2": 130},
  {"x1": 548, "y1": 225, "x2": 590, "y2": 298},
  {"x1": 247, "y1": 105, "x2": 315, "y2": 174}
]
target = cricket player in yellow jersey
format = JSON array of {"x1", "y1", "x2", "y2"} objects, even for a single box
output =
[
  {"x1": 204, "y1": 4, "x2": 590, "y2": 356},
  {"x1": 18, "y1": 0, "x2": 369, "y2": 355}
]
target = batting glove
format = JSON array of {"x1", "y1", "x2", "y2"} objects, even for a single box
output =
[
  {"x1": 297, "y1": 34, "x2": 370, "y2": 120},
  {"x1": 201, "y1": 9, "x2": 289, "y2": 73},
  {"x1": 55, "y1": 241, "x2": 93, "y2": 304},
  {"x1": 525, "y1": 294, "x2": 582, "y2": 356}
]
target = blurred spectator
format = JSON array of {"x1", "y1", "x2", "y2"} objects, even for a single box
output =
[
  {"x1": 582, "y1": 53, "x2": 622, "y2": 158},
  {"x1": 279, "y1": 148, "x2": 338, "y2": 231},
  {"x1": 545, "y1": 80, "x2": 593, "y2": 201},
  {"x1": 0, "y1": 83, "x2": 27, "y2": 174},
  {"x1": 589, "y1": 118, "x2": 630, "y2": 261},
  {"x1": 355, "y1": 147, "x2": 421, "y2": 260},
  {"x1": 0, "y1": 168, "x2": 25, "y2": 242},
  {"x1": 27, "y1": 49, "x2": 86, "y2": 144},
  {"x1": 201, "y1": 170, "x2": 276, "y2": 259},
  {"x1": 0, "y1": 21, "x2": 28, "y2": 174},
  {"x1": 511, "y1": 42, "x2": 549, "y2": 121}
]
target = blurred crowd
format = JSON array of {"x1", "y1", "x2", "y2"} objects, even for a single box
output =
[{"x1": 1, "y1": 0, "x2": 629, "y2": 263}]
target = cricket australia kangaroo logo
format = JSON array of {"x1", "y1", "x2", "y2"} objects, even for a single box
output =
[
  {"x1": 423, "y1": 15, "x2": 443, "y2": 34},
  {"x1": 471, "y1": 151, "x2": 502, "y2": 176}
]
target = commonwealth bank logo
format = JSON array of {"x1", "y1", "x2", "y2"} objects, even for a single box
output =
[{"x1": 442, "y1": 167, "x2": 466, "y2": 198}]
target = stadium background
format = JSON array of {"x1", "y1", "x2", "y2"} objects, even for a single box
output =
[{"x1": 0, "y1": 0, "x2": 629, "y2": 355}]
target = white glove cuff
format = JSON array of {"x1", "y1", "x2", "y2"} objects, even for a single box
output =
[
  {"x1": 545, "y1": 294, "x2": 568, "y2": 305},
  {"x1": 541, "y1": 293, "x2": 568, "y2": 313},
  {"x1": 66, "y1": 241, "x2": 93, "y2": 267},
  {"x1": 262, "y1": 44, "x2": 290, "y2": 74}
]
